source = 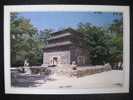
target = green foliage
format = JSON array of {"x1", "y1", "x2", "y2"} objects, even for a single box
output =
[
  {"x1": 108, "y1": 18, "x2": 123, "y2": 34},
  {"x1": 77, "y1": 23, "x2": 112, "y2": 65},
  {"x1": 108, "y1": 18, "x2": 123, "y2": 65},
  {"x1": 39, "y1": 29, "x2": 52, "y2": 44},
  {"x1": 77, "y1": 19, "x2": 123, "y2": 65},
  {"x1": 11, "y1": 13, "x2": 44, "y2": 66}
]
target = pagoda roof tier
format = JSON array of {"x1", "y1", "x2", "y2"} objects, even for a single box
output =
[
  {"x1": 47, "y1": 32, "x2": 71, "y2": 40},
  {"x1": 50, "y1": 28, "x2": 81, "y2": 36},
  {"x1": 45, "y1": 41, "x2": 72, "y2": 48},
  {"x1": 50, "y1": 28, "x2": 72, "y2": 34}
]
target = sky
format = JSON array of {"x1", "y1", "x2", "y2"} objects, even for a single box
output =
[{"x1": 18, "y1": 12, "x2": 122, "y2": 31}]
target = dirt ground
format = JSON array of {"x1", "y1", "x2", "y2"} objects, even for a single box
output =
[{"x1": 11, "y1": 70, "x2": 123, "y2": 89}]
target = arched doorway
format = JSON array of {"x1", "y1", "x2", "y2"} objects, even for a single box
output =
[
  {"x1": 50, "y1": 56, "x2": 61, "y2": 66},
  {"x1": 53, "y1": 57, "x2": 58, "y2": 65}
]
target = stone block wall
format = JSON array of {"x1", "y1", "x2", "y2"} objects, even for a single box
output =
[{"x1": 43, "y1": 51, "x2": 70, "y2": 65}]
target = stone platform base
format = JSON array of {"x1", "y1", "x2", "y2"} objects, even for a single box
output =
[{"x1": 48, "y1": 64, "x2": 112, "y2": 78}]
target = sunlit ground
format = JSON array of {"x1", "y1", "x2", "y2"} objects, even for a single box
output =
[{"x1": 11, "y1": 70, "x2": 123, "y2": 89}]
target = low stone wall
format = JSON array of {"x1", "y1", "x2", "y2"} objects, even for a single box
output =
[
  {"x1": 30, "y1": 67, "x2": 51, "y2": 75},
  {"x1": 71, "y1": 65, "x2": 112, "y2": 77},
  {"x1": 11, "y1": 66, "x2": 51, "y2": 75},
  {"x1": 11, "y1": 64, "x2": 112, "y2": 78},
  {"x1": 47, "y1": 64, "x2": 112, "y2": 78}
]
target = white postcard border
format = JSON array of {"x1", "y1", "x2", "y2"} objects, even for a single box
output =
[{"x1": 4, "y1": 5, "x2": 130, "y2": 94}]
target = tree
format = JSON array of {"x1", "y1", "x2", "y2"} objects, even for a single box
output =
[
  {"x1": 39, "y1": 29, "x2": 52, "y2": 44},
  {"x1": 108, "y1": 18, "x2": 123, "y2": 65},
  {"x1": 11, "y1": 13, "x2": 44, "y2": 66},
  {"x1": 77, "y1": 23, "x2": 112, "y2": 65},
  {"x1": 77, "y1": 16, "x2": 123, "y2": 66}
]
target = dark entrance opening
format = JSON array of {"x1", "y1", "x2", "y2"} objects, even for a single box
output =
[{"x1": 53, "y1": 57, "x2": 58, "y2": 65}]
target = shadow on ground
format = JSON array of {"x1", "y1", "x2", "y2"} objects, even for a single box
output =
[{"x1": 11, "y1": 71, "x2": 55, "y2": 87}]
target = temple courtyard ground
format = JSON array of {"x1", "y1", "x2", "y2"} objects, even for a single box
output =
[{"x1": 11, "y1": 70, "x2": 124, "y2": 89}]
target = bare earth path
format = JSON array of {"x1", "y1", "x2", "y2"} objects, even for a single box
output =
[
  {"x1": 37, "y1": 70, "x2": 123, "y2": 89},
  {"x1": 12, "y1": 70, "x2": 124, "y2": 89}
]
